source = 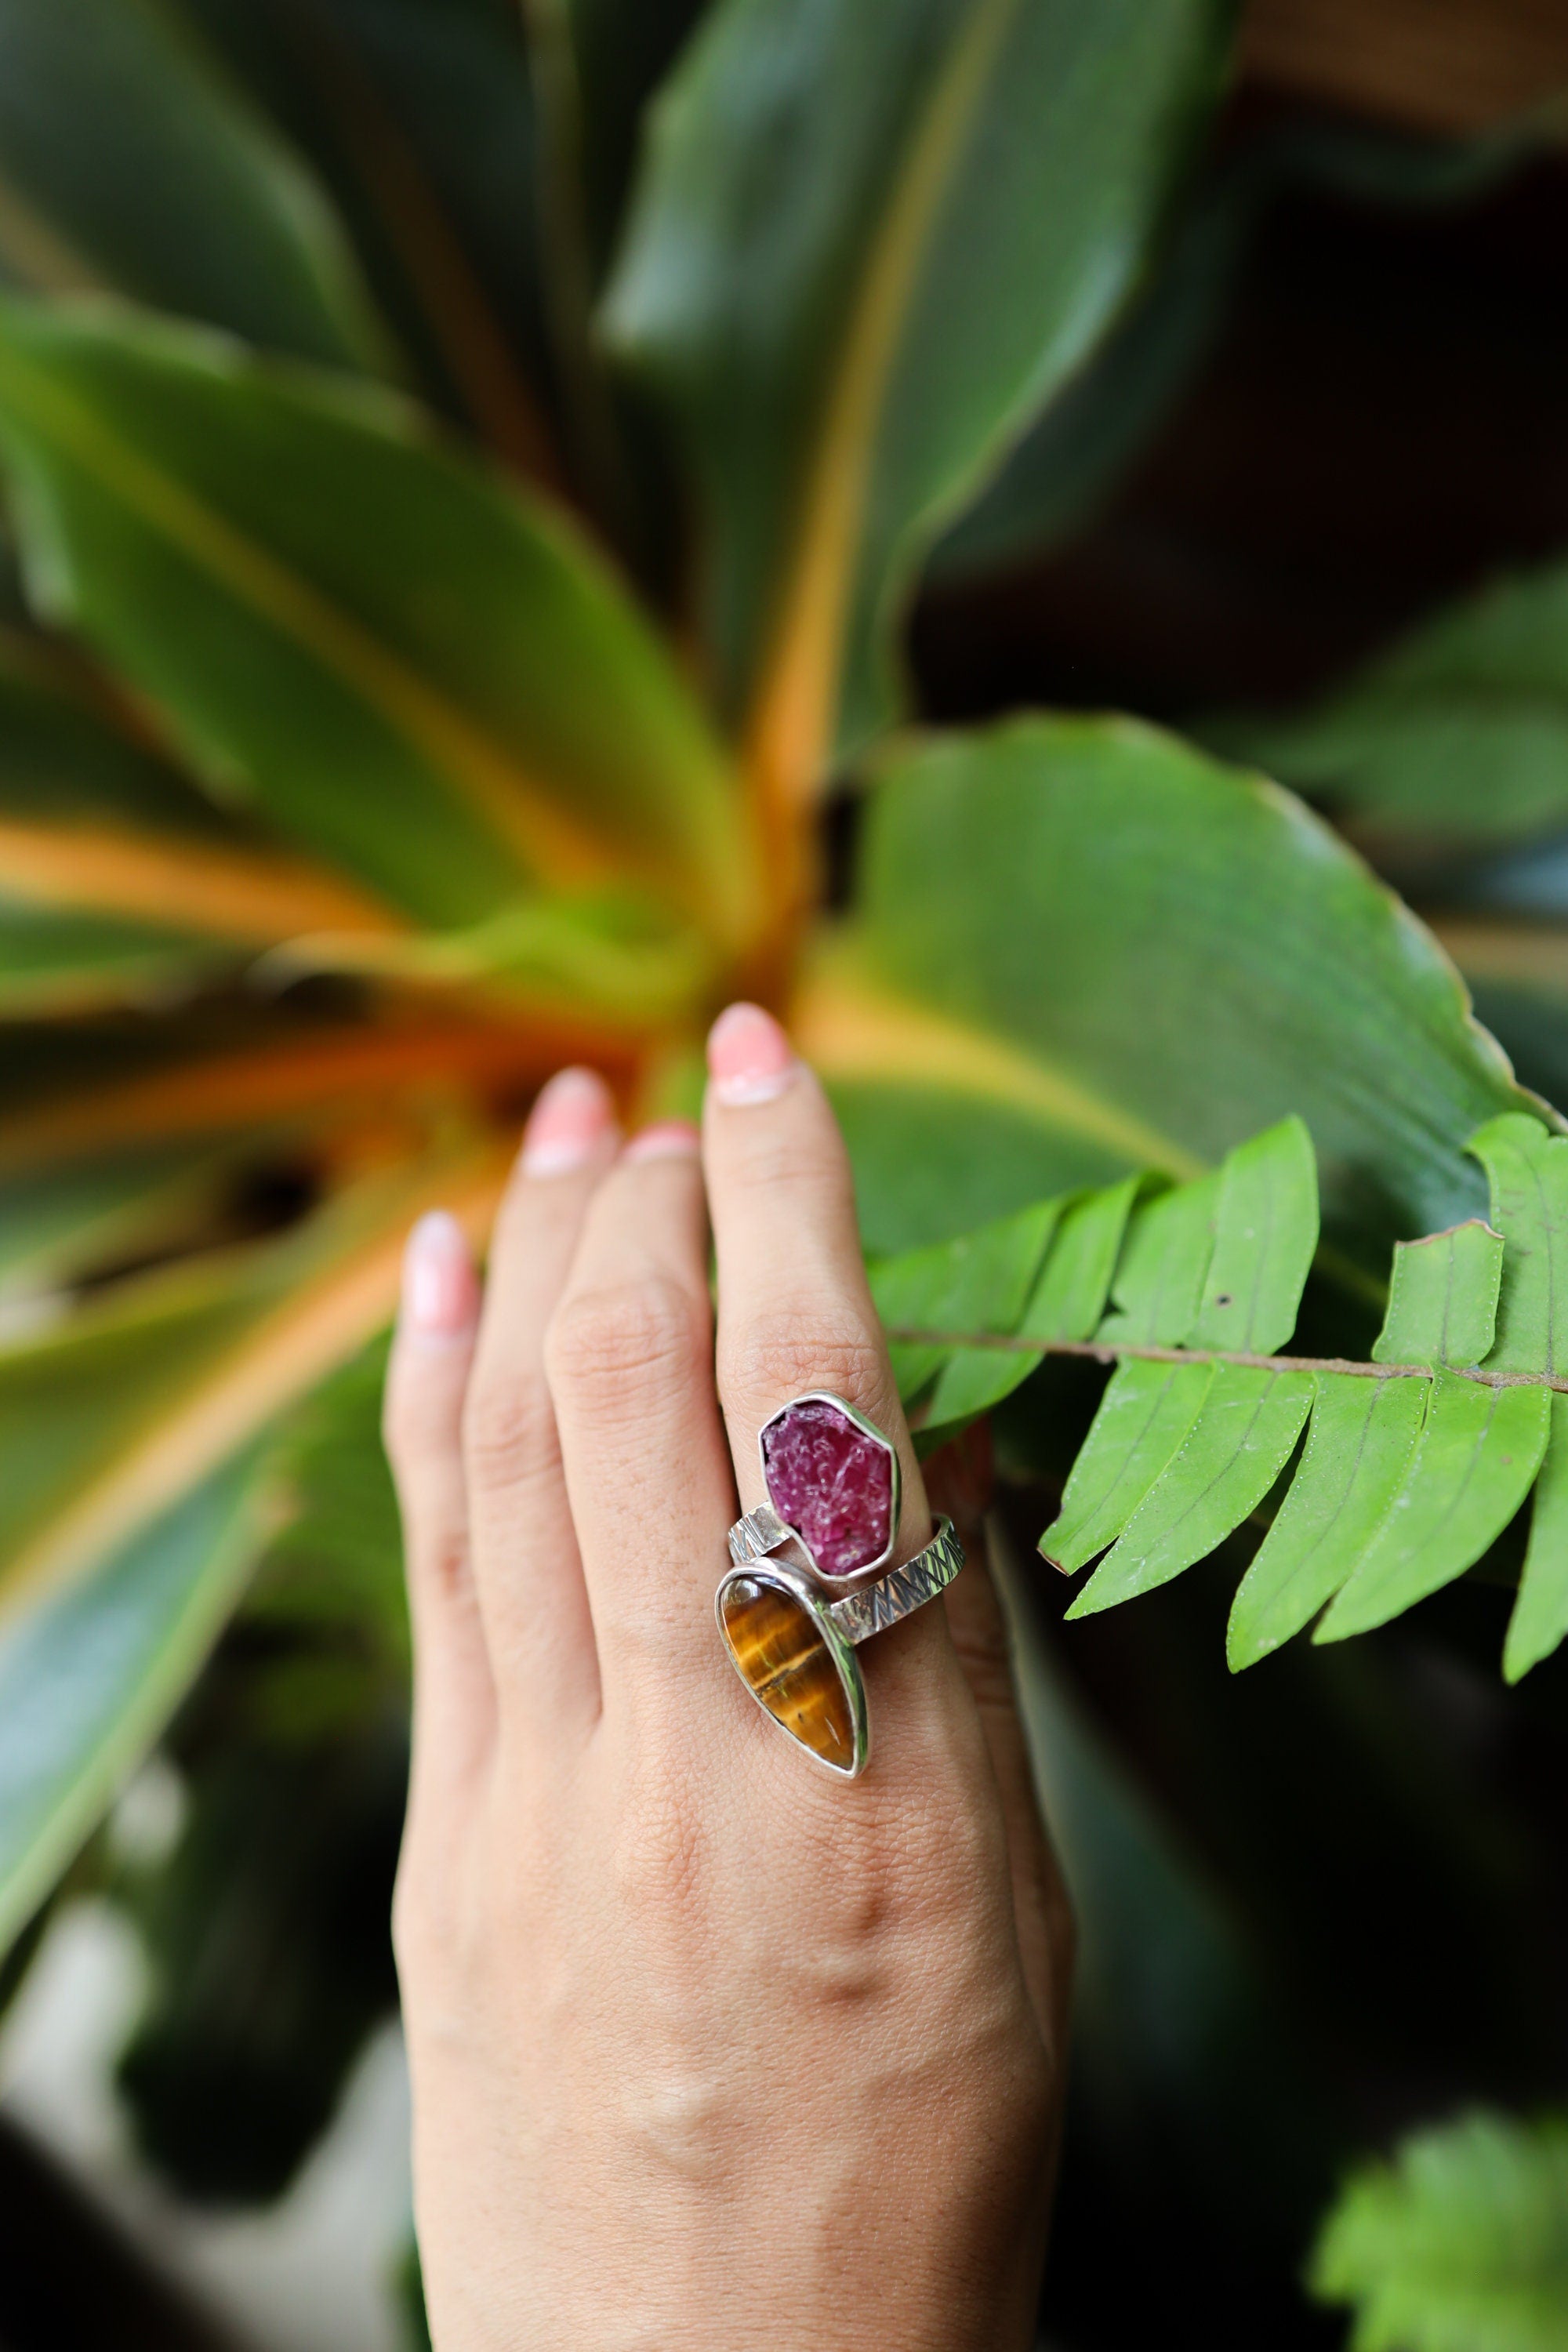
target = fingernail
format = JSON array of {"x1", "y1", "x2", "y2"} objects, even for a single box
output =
[
  {"x1": 404, "y1": 1211, "x2": 478, "y2": 1337},
  {"x1": 624, "y1": 1119, "x2": 702, "y2": 1163},
  {"x1": 706, "y1": 1002, "x2": 797, "y2": 1107},
  {"x1": 521, "y1": 1066, "x2": 614, "y2": 1175}
]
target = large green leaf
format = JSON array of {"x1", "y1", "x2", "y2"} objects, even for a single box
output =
[
  {"x1": 1310, "y1": 2109, "x2": 1568, "y2": 2352},
  {"x1": 933, "y1": 114, "x2": 1539, "y2": 585},
  {"x1": 0, "y1": 1451, "x2": 273, "y2": 1953},
  {"x1": 0, "y1": 0, "x2": 387, "y2": 370},
  {"x1": 1209, "y1": 559, "x2": 1568, "y2": 853},
  {"x1": 550, "y1": 0, "x2": 710, "y2": 283},
  {"x1": 0, "y1": 303, "x2": 750, "y2": 937},
  {"x1": 808, "y1": 717, "x2": 1534, "y2": 1258},
  {"x1": 605, "y1": 0, "x2": 1233, "y2": 779},
  {"x1": 183, "y1": 0, "x2": 556, "y2": 468},
  {"x1": 0, "y1": 630, "x2": 228, "y2": 833}
]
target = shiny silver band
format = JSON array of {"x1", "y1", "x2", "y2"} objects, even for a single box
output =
[
  {"x1": 728, "y1": 1500, "x2": 792, "y2": 1566},
  {"x1": 828, "y1": 1515, "x2": 964, "y2": 1644}
]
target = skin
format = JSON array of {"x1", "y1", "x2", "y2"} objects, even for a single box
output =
[{"x1": 383, "y1": 1003, "x2": 1073, "y2": 2351}]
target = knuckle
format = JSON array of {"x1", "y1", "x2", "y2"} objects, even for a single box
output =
[
  {"x1": 730, "y1": 1123, "x2": 848, "y2": 1202},
  {"x1": 462, "y1": 1367, "x2": 561, "y2": 1496},
  {"x1": 721, "y1": 1302, "x2": 887, "y2": 1425},
  {"x1": 546, "y1": 1272, "x2": 706, "y2": 1406}
]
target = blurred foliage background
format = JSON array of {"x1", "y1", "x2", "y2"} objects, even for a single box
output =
[{"x1": 0, "y1": 2, "x2": 1566, "y2": 2347}]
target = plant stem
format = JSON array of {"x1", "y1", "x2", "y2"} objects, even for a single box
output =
[{"x1": 884, "y1": 1330, "x2": 1568, "y2": 1394}]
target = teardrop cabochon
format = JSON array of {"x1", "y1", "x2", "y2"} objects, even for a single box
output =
[{"x1": 716, "y1": 1562, "x2": 869, "y2": 1778}]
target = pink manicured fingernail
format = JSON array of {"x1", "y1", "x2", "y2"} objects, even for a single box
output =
[
  {"x1": 521, "y1": 1066, "x2": 614, "y2": 1175},
  {"x1": 624, "y1": 1119, "x2": 702, "y2": 1163},
  {"x1": 404, "y1": 1211, "x2": 478, "y2": 1337},
  {"x1": 706, "y1": 1002, "x2": 797, "y2": 1107}
]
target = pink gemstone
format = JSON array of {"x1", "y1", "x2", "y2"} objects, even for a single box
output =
[{"x1": 761, "y1": 1398, "x2": 894, "y2": 1577}]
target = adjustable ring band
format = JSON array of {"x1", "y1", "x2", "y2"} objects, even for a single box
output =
[{"x1": 716, "y1": 1516, "x2": 965, "y2": 1780}]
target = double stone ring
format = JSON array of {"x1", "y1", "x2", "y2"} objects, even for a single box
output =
[{"x1": 716, "y1": 1391, "x2": 966, "y2": 1779}]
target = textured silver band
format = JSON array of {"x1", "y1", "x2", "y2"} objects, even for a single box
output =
[
  {"x1": 728, "y1": 1500, "x2": 792, "y2": 1566},
  {"x1": 828, "y1": 1516, "x2": 964, "y2": 1646}
]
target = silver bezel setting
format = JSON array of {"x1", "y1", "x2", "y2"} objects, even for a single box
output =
[
  {"x1": 715, "y1": 1558, "x2": 870, "y2": 1780},
  {"x1": 755, "y1": 1388, "x2": 902, "y2": 1584}
]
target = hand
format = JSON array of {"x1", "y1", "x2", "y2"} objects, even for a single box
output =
[{"x1": 383, "y1": 1003, "x2": 1073, "y2": 2351}]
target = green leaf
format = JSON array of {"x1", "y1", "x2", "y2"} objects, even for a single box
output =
[
  {"x1": 1188, "y1": 1116, "x2": 1316, "y2": 1354},
  {"x1": 183, "y1": 0, "x2": 557, "y2": 469},
  {"x1": 1504, "y1": 1392, "x2": 1568, "y2": 1685},
  {"x1": 1310, "y1": 2108, "x2": 1568, "y2": 2352},
  {"x1": 1098, "y1": 1172, "x2": 1218, "y2": 1345},
  {"x1": 1023, "y1": 1176, "x2": 1141, "y2": 1344},
  {"x1": 0, "y1": 1140, "x2": 236, "y2": 1294},
  {"x1": 1315, "y1": 1374, "x2": 1551, "y2": 1645},
  {"x1": 1066, "y1": 1366, "x2": 1313, "y2": 1618},
  {"x1": 0, "y1": 302, "x2": 749, "y2": 935},
  {"x1": 809, "y1": 717, "x2": 1532, "y2": 1262},
  {"x1": 1227, "y1": 1372, "x2": 1429, "y2": 1671},
  {"x1": 933, "y1": 114, "x2": 1539, "y2": 586},
  {"x1": 0, "y1": 1452, "x2": 273, "y2": 1953},
  {"x1": 1040, "y1": 1357, "x2": 1214, "y2": 1574},
  {"x1": 551, "y1": 0, "x2": 709, "y2": 281},
  {"x1": 0, "y1": 0, "x2": 387, "y2": 370},
  {"x1": 0, "y1": 632, "x2": 227, "y2": 833},
  {"x1": 1469, "y1": 1113, "x2": 1568, "y2": 1377},
  {"x1": 0, "y1": 895, "x2": 229, "y2": 1014},
  {"x1": 931, "y1": 154, "x2": 1250, "y2": 583},
  {"x1": 1210, "y1": 558, "x2": 1568, "y2": 852},
  {"x1": 1374, "y1": 1218, "x2": 1505, "y2": 1370},
  {"x1": 606, "y1": 0, "x2": 1234, "y2": 767},
  {"x1": 869, "y1": 1193, "x2": 1062, "y2": 1421}
]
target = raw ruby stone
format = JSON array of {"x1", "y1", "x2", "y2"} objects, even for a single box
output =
[{"x1": 761, "y1": 1398, "x2": 894, "y2": 1576}]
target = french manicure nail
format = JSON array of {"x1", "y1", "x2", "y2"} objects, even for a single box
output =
[
  {"x1": 521, "y1": 1066, "x2": 614, "y2": 1175},
  {"x1": 624, "y1": 1120, "x2": 702, "y2": 1163},
  {"x1": 405, "y1": 1210, "x2": 478, "y2": 1337},
  {"x1": 706, "y1": 1002, "x2": 797, "y2": 1108}
]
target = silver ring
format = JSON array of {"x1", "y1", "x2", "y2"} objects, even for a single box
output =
[
  {"x1": 727, "y1": 1389, "x2": 903, "y2": 1583},
  {"x1": 716, "y1": 1517, "x2": 965, "y2": 1780}
]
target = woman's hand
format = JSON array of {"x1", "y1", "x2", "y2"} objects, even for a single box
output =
[{"x1": 383, "y1": 1003, "x2": 1072, "y2": 2351}]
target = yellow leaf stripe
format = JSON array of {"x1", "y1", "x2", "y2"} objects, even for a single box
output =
[
  {"x1": 0, "y1": 335, "x2": 690, "y2": 902},
  {"x1": 0, "y1": 815, "x2": 408, "y2": 943},
  {"x1": 0, "y1": 1152, "x2": 506, "y2": 1630},
  {"x1": 0, "y1": 1019, "x2": 601, "y2": 1170},
  {"x1": 742, "y1": 0, "x2": 1021, "y2": 855},
  {"x1": 794, "y1": 957, "x2": 1206, "y2": 1178}
]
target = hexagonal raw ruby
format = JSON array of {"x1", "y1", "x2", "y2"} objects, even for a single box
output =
[{"x1": 760, "y1": 1396, "x2": 895, "y2": 1577}]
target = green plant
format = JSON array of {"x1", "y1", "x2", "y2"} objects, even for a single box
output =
[
  {"x1": 0, "y1": 0, "x2": 1566, "y2": 2339},
  {"x1": 1310, "y1": 2109, "x2": 1568, "y2": 2352}
]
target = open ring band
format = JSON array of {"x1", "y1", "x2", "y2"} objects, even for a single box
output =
[{"x1": 716, "y1": 1516, "x2": 964, "y2": 1780}]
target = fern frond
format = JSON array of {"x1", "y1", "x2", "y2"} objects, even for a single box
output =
[{"x1": 869, "y1": 1112, "x2": 1568, "y2": 1679}]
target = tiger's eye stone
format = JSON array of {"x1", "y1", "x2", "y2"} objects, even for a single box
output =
[
  {"x1": 720, "y1": 1575, "x2": 856, "y2": 1770},
  {"x1": 761, "y1": 1397, "x2": 894, "y2": 1576}
]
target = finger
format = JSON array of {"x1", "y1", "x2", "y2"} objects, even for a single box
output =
[
  {"x1": 543, "y1": 1123, "x2": 735, "y2": 1719},
  {"x1": 702, "y1": 1004, "x2": 957, "y2": 1723},
  {"x1": 384, "y1": 1210, "x2": 493, "y2": 1795},
  {"x1": 462, "y1": 1068, "x2": 619, "y2": 1738}
]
